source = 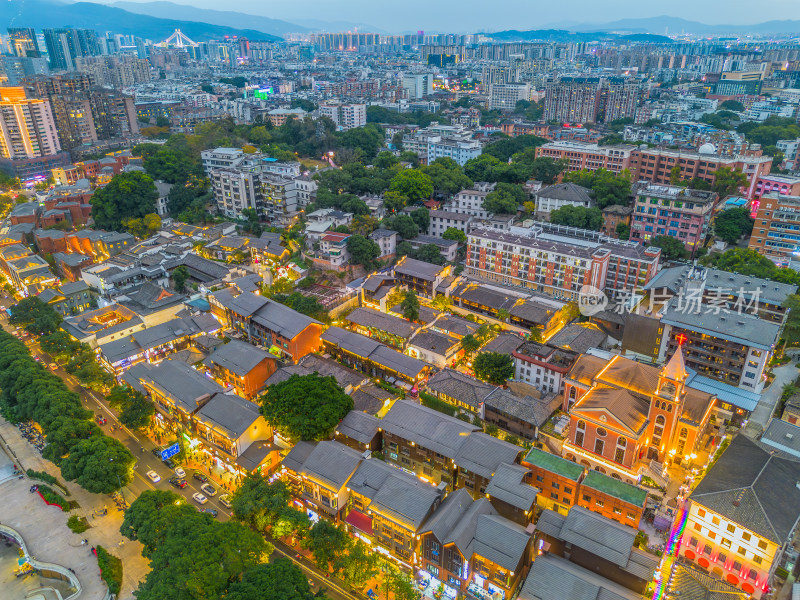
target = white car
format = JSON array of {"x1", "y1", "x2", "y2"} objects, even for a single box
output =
[
  {"x1": 192, "y1": 492, "x2": 208, "y2": 505},
  {"x1": 174, "y1": 467, "x2": 186, "y2": 479},
  {"x1": 146, "y1": 470, "x2": 161, "y2": 483}
]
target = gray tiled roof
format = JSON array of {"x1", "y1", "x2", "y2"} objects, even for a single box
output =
[
  {"x1": 321, "y1": 327, "x2": 428, "y2": 379},
  {"x1": 282, "y1": 440, "x2": 316, "y2": 474},
  {"x1": 484, "y1": 389, "x2": 560, "y2": 427},
  {"x1": 471, "y1": 513, "x2": 532, "y2": 572},
  {"x1": 485, "y1": 463, "x2": 537, "y2": 510},
  {"x1": 548, "y1": 323, "x2": 607, "y2": 354},
  {"x1": 351, "y1": 384, "x2": 393, "y2": 414},
  {"x1": 195, "y1": 393, "x2": 261, "y2": 438},
  {"x1": 536, "y1": 182, "x2": 593, "y2": 204},
  {"x1": 431, "y1": 314, "x2": 479, "y2": 337},
  {"x1": 345, "y1": 307, "x2": 418, "y2": 339},
  {"x1": 250, "y1": 298, "x2": 322, "y2": 340},
  {"x1": 483, "y1": 332, "x2": 526, "y2": 355},
  {"x1": 381, "y1": 400, "x2": 479, "y2": 458},
  {"x1": 299, "y1": 440, "x2": 363, "y2": 490},
  {"x1": 518, "y1": 554, "x2": 641, "y2": 600},
  {"x1": 419, "y1": 488, "x2": 475, "y2": 542},
  {"x1": 393, "y1": 257, "x2": 446, "y2": 281},
  {"x1": 453, "y1": 433, "x2": 522, "y2": 479},
  {"x1": 451, "y1": 282, "x2": 517, "y2": 312},
  {"x1": 408, "y1": 329, "x2": 460, "y2": 357},
  {"x1": 265, "y1": 354, "x2": 367, "y2": 391},
  {"x1": 447, "y1": 497, "x2": 498, "y2": 557},
  {"x1": 426, "y1": 369, "x2": 497, "y2": 409},
  {"x1": 336, "y1": 411, "x2": 381, "y2": 445},
  {"x1": 131, "y1": 359, "x2": 225, "y2": 413},
  {"x1": 689, "y1": 434, "x2": 800, "y2": 543},
  {"x1": 348, "y1": 459, "x2": 441, "y2": 530},
  {"x1": 203, "y1": 339, "x2": 274, "y2": 376}
]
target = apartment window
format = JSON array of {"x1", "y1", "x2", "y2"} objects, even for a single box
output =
[
  {"x1": 694, "y1": 523, "x2": 702, "y2": 531},
  {"x1": 737, "y1": 546, "x2": 747, "y2": 556},
  {"x1": 758, "y1": 540, "x2": 768, "y2": 550},
  {"x1": 708, "y1": 531, "x2": 716, "y2": 540},
  {"x1": 721, "y1": 538, "x2": 732, "y2": 548},
  {"x1": 727, "y1": 524, "x2": 736, "y2": 534},
  {"x1": 748, "y1": 568, "x2": 757, "y2": 581},
  {"x1": 754, "y1": 555, "x2": 763, "y2": 565},
  {"x1": 733, "y1": 561, "x2": 743, "y2": 572},
  {"x1": 614, "y1": 507, "x2": 622, "y2": 515},
  {"x1": 552, "y1": 482, "x2": 560, "y2": 490},
  {"x1": 704, "y1": 545, "x2": 713, "y2": 556},
  {"x1": 564, "y1": 487, "x2": 572, "y2": 494},
  {"x1": 582, "y1": 495, "x2": 591, "y2": 502},
  {"x1": 627, "y1": 513, "x2": 635, "y2": 520},
  {"x1": 712, "y1": 516, "x2": 720, "y2": 525},
  {"x1": 595, "y1": 499, "x2": 604, "y2": 508},
  {"x1": 536, "y1": 475, "x2": 544, "y2": 482},
  {"x1": 741, "y1": 532, "x2": 751, "y2": 542},
  {"x1": 689, "y1": 537, "x2": 699, "y2": 548},
  {"x1": 550, "y1": 492, "x2": 558, "y2": 499}
]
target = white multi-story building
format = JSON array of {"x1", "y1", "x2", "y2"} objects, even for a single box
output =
[
  {"x1": 402, "y1": 73, "x2": 434, "y2": 99},
  {"x1": 201, "y1": 147, "x2": 244, "y2": 175},
  {"x1": 488, "y1": 83, "x2": 530, "y2": 111},
  {"x1": 319, "y1": 102, "x2": 367, "y2": 130},
  {"x1": 445, "y1": 189, "x2": 492, "y2": 218}
]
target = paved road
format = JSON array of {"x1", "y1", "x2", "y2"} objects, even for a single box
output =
[
  {"x1": 746, "y1": 362, "x2": 799, "y2": 435},
  {"x1": 0, "y1": 308, "x2": 361, "y2": 600}
]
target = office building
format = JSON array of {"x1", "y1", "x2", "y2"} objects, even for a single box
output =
[{"x1": 42, "y1": 28, "x2": 103, "y2": 71}]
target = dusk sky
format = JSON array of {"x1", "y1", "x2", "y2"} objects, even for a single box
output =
[{"x1": 108, "y1": 0, "x2": 800, "y2": 32}]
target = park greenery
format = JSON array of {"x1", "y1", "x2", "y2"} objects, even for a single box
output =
[
  {"x1": 550, "y1": 205, "x2": 604, "y2": 230},
  {"x1": 0, "y1": 326, "x2": 134, "y2": 494},
  {"x1": 259, "y1": 373, "x2": 353, "y2": 441},
  {"x1": 713, "y1": 207, "x2": 754, "y2": 244},
  {"x1": 121, "y1": 490, "x2": 279, "y2": 600}
]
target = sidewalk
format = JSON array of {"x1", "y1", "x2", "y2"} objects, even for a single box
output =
[{"x1": 0, "y1": 417, "x2": 151, "y2": 600}]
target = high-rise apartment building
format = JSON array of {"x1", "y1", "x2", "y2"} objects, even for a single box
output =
[
  {"x1": 0, "y1": 87, "x2": 60, "y2": 159},
  {"x1": 543, "y1": 77, "x2": 601, "y2": 124},
  {"x1": 6, "y1": 28, "x2": 42, "y2": 58},
  {"x1": 488, "y1": 83, "x2": 530, "y2": 111},
  {"x1": 74, "y1": 55, "x2": 152, "y2": 88},
  {"x1": 601, "y1": 77, "x2": 645, "y2": 123},
  {"x1": 402, "y1": 73, "x2": 434, "y2": 99},
  {"x1": 42, "y1": 28, "x2": 103, "y2": 71}
]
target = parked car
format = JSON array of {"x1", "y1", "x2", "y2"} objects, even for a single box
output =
[
  {"x1": 200, "y1": 483, "x2": 217, "y2": 497},
  {"x1": 201, "y1": 508, "x2": 218, "y2": 518},
  {"x1": 192, "y1": 472, "x2": 209, "y2": 484},
  {"x1": 174, "y1": 467, "x2": 186, "y2": 479},
  {"x1": 151, "y1": 447, "x2": 164, "y2": 457},
  {"x1": 146, "y1": 470, "x2": 161, "y2": 483},
  {"x1": 168, "y1": 476, "x2": 187, "y2": 489},
  {"x1": 162, "y1": 458, "x2": 176, "y2": 469},
  {"x1": 218, "y1": 494, "x2": 232, "y2": 509},
  {"x1": 192, "y1": 492, "x2": 208, "y2": 505}
]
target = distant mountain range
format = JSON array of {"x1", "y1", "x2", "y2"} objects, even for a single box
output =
[
  {"x1": 480, "y1": 29, "x2": 674, "y2": 44},
  {"x1": 107, "y1": 1, "x2": 309, "y2": 37},
  {"x1": 543, "y1": 15, "x2": 800, "y2": 36},
  {"x1": 1, "y1": 0, "x2": 282, "y2": 42}
]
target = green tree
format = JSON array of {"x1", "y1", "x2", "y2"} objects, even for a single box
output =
[
  {"x1": 120, "y1": 489, "x2": 195, "y2": 556},
  {"x1": 231, "y1": 475, "x2": 297, "y2": 531},
  {"x1": 335, "y1": 540, "x2": 379, "y2": 587},
  {"x1": 529, "y1": 157, "x2": 568, "y2": 184},
  {"x1": 379, "y1": 559, "x2": 421, "y2": 600},
  {"x1": 9, "y1": 297, "x2": 62, "y2": 335},
  {"x1": 410, "y1": 208, "x2": 430, "y2": 232},
  {"x1": 461, "y1": 334, "x2": 481, "y2": 354},
  {"x1": 484, "y1": 183, "x2": 525, "y2": 214},
  {"x1": 341, "y1": 196, "x2": 370, "y2": 216},
  {"x1": 649, "y1": 235, "x2": 689, "y2": 260},
  {"x1": 303, "y1": 520, "x2": 349, "y2": 571},
  {"x1": 422, "y1": 157, "x2": 473, "y2": 197},
  {"x1": 172, "y1": 265, "x2": 189, "y2": 292},
  {"x1": 550, "y1": 205, "x2": 604, "y2": 230},
  {"x1": 720, "y1": 100, "x2": 745, "y2": 112},
  {"x1": 42, "y1": 416, "x2": 101, "y2": 464},
  {"x1": 91, "y1": 172, "x2": 158, "y2": 232},
  {"x1": 387, "y1": 214, "x2": 419, "y2": 239},
  {"x1": 483, "y1": 135, "x2": 547, "y2": 162},
  {"x1": 401, "y1": 290, "x2": 420, "y2": 321},
  {"x1": 383, "y1": 190, "x2": 409, "y2": 213},
  {"x1": 414, "y1": 244, "x2": 445, "y2": 265},
  {"x1": 700, "y1": 248, "x2": 800, "y2": 285},
  {"x1": 473, "y1": 352, "x2": 514, "y2": 385},
  {"x1": 711, "y1": 166, "x2": 748, "y2": 198},
  {"x1": 346, "y1": 234, "x2": 381, "y2": 270},
  {"x1": 226, "y1": 558, "x2": 317, "y2": 600},
  {"x1": 389, "y1": 169, "x2": 434, "y2": 203},
  {"x1": 59, "y1": 435, "x2": 135, "y2": 493},
  {"x1": 442, "y1": 227, "x2": 467, "y2": 243},
  {"x1": 260, "y1": 374, "x2": 353, "y2": 441},
  {"x1": 564, "y1": 168, "x2": 631, "y2": 209},
  {"x1": 616, "y1": 222, "x2": 631, "y2": 240},
  {"x1": 714, "y1": 207, "x2": 754, "y2": 243}
]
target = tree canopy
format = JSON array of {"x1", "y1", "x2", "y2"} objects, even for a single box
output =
[
  {"x1": 713, "y1": 207, "x2": 754, "y2": 244},
  {"x1": 401, "y1": 290, "x2": 420, "y2": 321},
  {"x1": 90, "y1": 171, "x2": 158, "y2": 232},
  {"x1": 484, "y1": 183, "x2": 525, "y2": 214},
  {"x1": 550, "y1": 205, "x2": 603, "y2": 230},
  {"x1": 649, "y1": 235, "x2": 689, "y2": 260},
  {"x1": 259, "y1": 374, "x2": 353, "y2": 441},
  {"x1": 473, "y1": 352, "x2": 514, "y2": 385},
  {"x1": 700, "y1": 248, "x2": 800, "y2": 285},
  {"x1": 346, "y1": 234, "x2": 381, "y2": 270},
  {"x1": 389, "y1": 169, "x2": 434, "y2": 203},
  {"x1": 564, "y1": 168, "x2": 632, "y2": 209}
]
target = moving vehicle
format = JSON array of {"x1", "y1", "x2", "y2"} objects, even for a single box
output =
[
  {"x1": 218, "y1": 494, "x2": 232, "y2": 509},
  {"x1": 192, "y1": 471, "x2": 209, "y2": 484},
  {"x1": 201, "y1": 508, "x2": 218, "y2": 518},
  {"x1": 200, "y1": 483, "x2": 217, "y2": 497},
  {"x1": 146, "y1": 470, "x2": 161, "y2": 483},
  {"x1": 162, "y1": 458, "x2": 176, "y2": 469},
  {"x1": 192, "y1": 492, "x2": 208, "y2": 505},
  {"x1": 168, "y1": 476, "x2": 187, "y2": 489},
  {"x1": 174, "y1": 467, "x2": 186, "y2": 479}
]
